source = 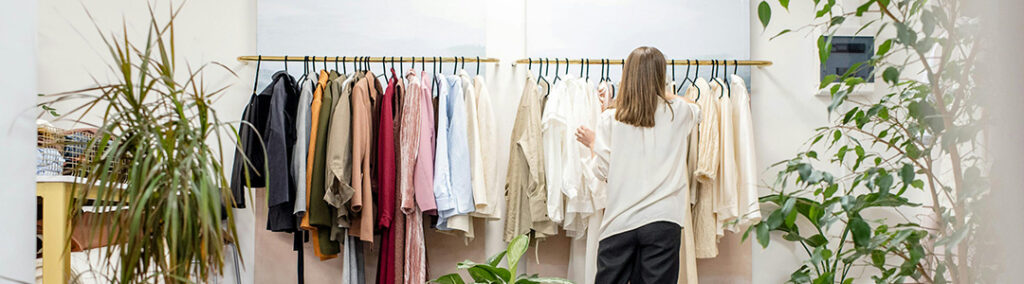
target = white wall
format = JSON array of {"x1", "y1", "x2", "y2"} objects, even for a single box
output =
[
  {"x1": 35, "y1": 0, "x2": 256, "y2": 283},
  {"x1": 748, "y1": 0, "x2": 922, "y2": 282},
  {"x1": 0, "y1": 0, "x2": 39, "y2": 282},
  {"x1": 749, "y1": 0, "x2": 832, "y2": 282}
]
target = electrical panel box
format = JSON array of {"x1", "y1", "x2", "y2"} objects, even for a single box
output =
[{"x1": 821, "y1": 36, "x2": 875, "y2": 82}]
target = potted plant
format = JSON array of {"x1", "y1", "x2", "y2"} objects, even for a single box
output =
[
  {"x1": 431, "y1": 234, "x2": 573, "y2": 284},
  {"x1": 751, "y1": 0, "x2": 982, "y2": 283},
  {"x1": 39, "y1": 5, "x2": 242, "y2": 283}
]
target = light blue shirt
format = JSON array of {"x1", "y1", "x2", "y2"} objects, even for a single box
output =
[{"x1": 433, "y1": 74, "x2": 476, "y2": 230}]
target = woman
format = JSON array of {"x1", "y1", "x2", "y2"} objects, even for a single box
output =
[{"x1": 576, "y1": 46, "x2": 700, "y2": 284}]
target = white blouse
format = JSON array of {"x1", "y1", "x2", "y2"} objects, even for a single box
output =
[
  {"x1": 730, "y1": 75, "x2": 762, "y2": 231},
  {"x1": 588, "y1": 97, "x2": 701, "y2": 240}
]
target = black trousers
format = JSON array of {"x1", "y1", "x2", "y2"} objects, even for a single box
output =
[{"x1": 596, "y1": 221, "x2": 681, "y2": 284}]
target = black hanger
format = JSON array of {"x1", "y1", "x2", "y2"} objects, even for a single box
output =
[
  {"x1": 432, "y1": 57, "x2": 438, "y2": 97},
  {"x1": 579, "y1": 58, "x2": 584, "y2": 78},
  {"x1": 460, "y1": 57, "x2": 466, "y2": 75},
  {"x1": 382, "y1": 57, "x2": 389, "y2": 81},
  {"x1": 734, "y1": 60, "x2": 739, "y2": 75},
  {"x1": 436, "y1": 56, "x2": 442, "y2": 75},
  {"x1": 453, "y1": 57, "x2": 458, "y2": 75},
  {"x1": 322, "y1": 56, "x2": 328, "y2": 74},
  {"x1": 536, "y1": 58, "x2": 544, "y2": 84},
  {"x1": 252, "y1": 55, "x2": 262, "y2": 96},
  {"x1": 539, "y1": 58, "x2": 551, "y2": 97},
  {"x1": 476, "y1": 56, "x2": 481, "y2": 76},
  {"x1": 667, "y1": 59, "x2": 675, "y2": 85},
  {"x1": 283, "y1": 55, "x2": 289, "y2": 74},
  {"x1": 679, "y1": 59, "x2": 693, "y2": 93},
  {"x1": 608, "y1": 59, "x2": 616, "y2": 98},
  {"x1": 553, "y1": 58, "x2": 562, "y2": 84},
  {"x1": 302, "y1": 56, "x2": 308, "y2": 77},
  {"x1": 598, "y1": 58, "x2": 606, "y2": 82},
  {"x1": 723, "y1": 60, "x2": 732, "y2": 97},
  {"x1": 585, "y1": 59, "x2": 590, "y2": 81},
  {"x1": 693, "y1": 60, "x2": 701, "y2": 101}
]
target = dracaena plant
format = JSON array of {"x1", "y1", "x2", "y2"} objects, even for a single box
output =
[
  {"x1": 431, "y1": 234, "x2": 574, "y2": 284},
  {"x1": 38, "y1": 4, "x2": 242, "y2": 283},
  {"x1": 750, "y1": 0, "x2": 983, "y2": 283}
]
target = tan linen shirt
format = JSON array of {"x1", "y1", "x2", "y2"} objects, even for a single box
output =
[
  {"x1": 504, "y1": 74, "x2": 557, "y2": 242},
  {"x1": 325, "y1": 72, "x2": 360, "y2": 231}
]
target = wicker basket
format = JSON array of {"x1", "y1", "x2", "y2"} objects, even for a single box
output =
[
  {"x1": 61, "y1": 129, "x2": 98, "y2": 177},
  {"x1": 36, "y1": 125, "x2": 65, "y2": 176}
]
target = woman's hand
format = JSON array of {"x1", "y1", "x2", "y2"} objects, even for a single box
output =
[{"x1": 575, "y1": 126, "x2": 595, "y2": 149}]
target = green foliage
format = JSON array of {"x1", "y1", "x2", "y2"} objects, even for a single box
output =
[
  {"x1": 38, "y1": 4, "x2": 239, "y2": 283},
  {"x1": 430, "y1": 234, "x2": 574, "y2": 284},
  {"x1": 753, "y1": 0, "x2": 983, "y2": 283}
]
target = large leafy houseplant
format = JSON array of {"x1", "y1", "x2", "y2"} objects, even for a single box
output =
[
  {"x1": 751, "y1": 0, "x2": 982, "y2": 283},
  {"x1": 38, "y1": 5, "x2": 241, "y2": 283},
  {"x1": 431, "y1": 234, "x2": 573, "y2": 284}
]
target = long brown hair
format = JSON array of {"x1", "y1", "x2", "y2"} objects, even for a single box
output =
[{"x1": 614, "y1": 46, "x2": 669, "y2": 128}]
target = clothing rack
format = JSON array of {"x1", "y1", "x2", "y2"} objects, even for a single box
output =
[
  {"x1": 513, "y1": 58, "x2": 772, "y2": 66},
  {"x1": 237, "y1": 55, "x2": 500, "y2": 63},
  {"x1": 236, "y1": 56, "x2": 770, "y2": 66}
]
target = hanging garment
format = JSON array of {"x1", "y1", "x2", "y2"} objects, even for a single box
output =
[
  {"x1": 349, "y1": 71, "x2": 381, "y2": 243},
  {"x1": 678, "y1": 82, "x2": 704, "y2": 284},
  {"x1": 597, "y1": 81, "x2": 613, "y2": 110},
  {"x1": 471, "y1": 75, "x2": 500, "y2": 219},
  {"x1": 567, "y1": 78, "x2": 604, "y2": 284},
  {"x1": 263, "y1": 71, "x2": 300, "y2": 232},
  {"x1": 402, "y1": 70, "x2": 434, "y2": 284},
  {"x1": 342, "y1": 235, "x2": 365, "y2": 284},
  {"x1": 310, "y1": 71, "x2": 343, "y2": 258},
  {"x1": 434, "y1": 74, "x2": 477, "y2": 232},
  {"x1": 388, "y1": 69, "x2": 407, "y2": 284},
  {"x1": 376, "y1": 70, "x2": 399, "y2": 284},
  {"x1": 541, "y1": 78, "x2": 570, "y2": 225},
  {"x1": 461, "y1": 70, "x2": 488, "y2": 215},
  {"x1": 432, "y1": 74, "x2": 453, "y2": 226},
  {"x1": 229, "y1": 81, "x2": 272, "y2": 208},
  {"x1": 691, "y1": 77, "x2": 720, "y2": 258},
  {"x1": 442, "y1": 71, "x2": 482, "y2": 241},
  {"x1": 300, "y1": 70, "x2": 327, "y2": 240},
  {"x1": 504, "y1": 73, "x2": 558, "y2": 242},
  {"x1": 412, "y1": 71, "x2": 438, "y2": 214},
  {"x1": 729, "y1": 75, "x2": 762, "y2": 231},
  {"x1": 325, "y1": 73, "x2": 360, "y2": 234},
  {"x1": 584, "y1": 78, "x2": 611, "y2": 284},
  {"x1": 564, "y1": 77, "x2": 601, "y2": 236},
  {"x1": 712, "y1": 79, "x2": 739, "y2": 237},
  {"x1": 293, "y1": 76, "x2": 314, "y2": 216},
  {"x1": 586, "y1": 97, "x2": 700, "y2": 240},
  {"x1": 377, "y1": 73, "x2": 398, "y2": 229},
  {"x1": 398, "y1": 70, "x2": 423, "y2": 223}
]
